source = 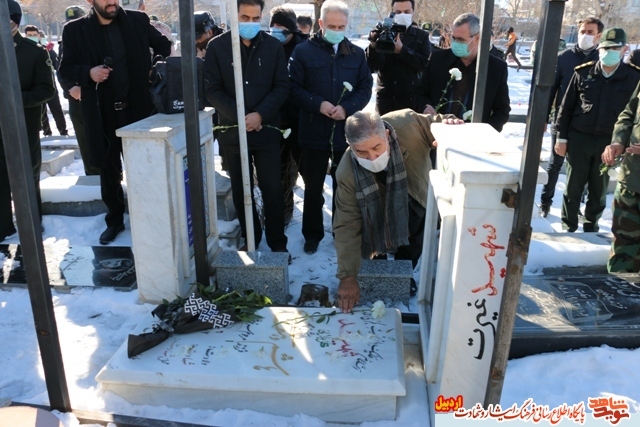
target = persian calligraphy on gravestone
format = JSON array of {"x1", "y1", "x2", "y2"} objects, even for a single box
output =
[
  {"x1": 97, "y1": 307, "x2": 406, "y2": 396},
  {"x1": 517, "y1": 275, "x2": 640, "y2": 331}
]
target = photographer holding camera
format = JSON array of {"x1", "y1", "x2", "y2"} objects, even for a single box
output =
[{"x1": 366, "y1": 0, "x2": 431, "y2": 115}]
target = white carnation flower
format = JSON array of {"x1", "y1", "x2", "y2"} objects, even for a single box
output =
[
  {"x1": 371, "y1": 300, "x2": 386, "y2": 319},
  {"x1": 608, "y1": 167, "x2": 619, "y2": 179},
  {"x1": 283, "y1": 128, "x2": 292, "y2": 139},
  {"x1": 462, "y1": 110, "x2": 473, "y2": 121},
  {"x1": 449, "y1": 68, "x2": 462, "y2": 81},
  {"x1": 343, "y1": 81, "x2": 353, "y2": 92}
]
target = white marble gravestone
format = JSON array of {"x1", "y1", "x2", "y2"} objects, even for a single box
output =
[
  {"x1": 419, "y1": 124, "x2": 547, "y2": 419},
  {"x1": 117, "y1": 109, "x2": 219, "y2": 303},
  {"x1": 96, "y1": 307, "x2": 405, "y2": 422}
]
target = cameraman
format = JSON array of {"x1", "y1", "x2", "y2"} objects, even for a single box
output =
[{"x1": 366, "y1": 0, "x2": 431, "y2": 115}]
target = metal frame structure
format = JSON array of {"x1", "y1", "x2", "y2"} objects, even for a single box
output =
[{"x1": 0, "y1": 0, "x2": 565, "y2": 419}]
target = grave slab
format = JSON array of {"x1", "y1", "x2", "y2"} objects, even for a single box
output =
[
  {"x1": 40, "y1": 175, "x2": 112, "y2": 217},
  {"x1": 358, "y1": 259, "x2": 412, "y2": 306},
  {"x1": 0, "y1": 244, "x2": 136, "y2": 290},
  {"x1": 511, "y1": 273, "x2": 640, "y2": 359},
  {"x1": 40, "y1": 136, "x2": 80, "y2": 159},
  {"x1": 96, "y1": 307, "x2": 406, "y2": 423},
  {"x1": 212, "y1": 251, "x2": 289, "y2": 304},
  {"x1": 41, "y1": 149, "x2": 75, "y2": 176}
]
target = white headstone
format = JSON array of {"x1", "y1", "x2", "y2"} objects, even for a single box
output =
[
  {"x1": 420, "y1": 123, "x2": 547, "y2": 419},
  {"x1": 96, "y1": 306, "x2": 406, "y2": 423},
  {"x1": 117, "y1": 109, "x2": 219, "y2": 303}
]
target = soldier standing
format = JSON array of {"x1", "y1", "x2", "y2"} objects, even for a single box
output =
[{"x1": 0, "y1": 0, "x2": 56, "y2": 242}]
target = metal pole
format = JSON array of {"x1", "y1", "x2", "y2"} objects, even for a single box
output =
[
  {"x1": 178, "y1": 0, "x2": 210, "y2": 286},
  {"x1": 484, "y1": 0, "x2": 566, "y2": 406},
  {"x1": 0, "y1": 3, "x2": 70, "y2": 412},
  {"x1": 229, "y1": 0, "x2": 256, "y2": 251},
  {"x1": 471, "y1": 0, "x2": 494, "y2": 122}
]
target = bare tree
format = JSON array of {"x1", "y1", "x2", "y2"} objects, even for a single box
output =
[{"x1": 21, "y1": 0, "x2": 77, "y2": 35}]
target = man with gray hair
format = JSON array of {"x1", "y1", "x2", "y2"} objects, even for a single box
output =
[
  {"x1": 289, "y1": 0, "x2": 373, "y2": 255},
  {"x1": 333, "y1": 109, "x2": 462, "y2": 312},
  {"x1": 416, "y1": 13, "x2": 510, "y2": 132}
]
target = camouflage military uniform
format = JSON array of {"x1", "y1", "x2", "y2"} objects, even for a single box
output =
[{"x1": 608, "y1": 81, "x2": 640, "y2": 272}]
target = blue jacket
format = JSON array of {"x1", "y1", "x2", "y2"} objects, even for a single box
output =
[{"x1": 289, "y1": 33, "x2": 373, "y2": 151}]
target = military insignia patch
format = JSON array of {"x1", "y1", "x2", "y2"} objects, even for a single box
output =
[{"x1": 607, "y1": 29, "x2": 616, "y2": 40}]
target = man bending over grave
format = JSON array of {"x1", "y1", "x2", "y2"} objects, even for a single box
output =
[{"x1": 333, "y1": 109, "x2": 463, "y2": 312}]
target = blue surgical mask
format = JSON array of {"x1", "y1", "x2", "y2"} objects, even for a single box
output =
[
  {"x1": 26, "y1": 35, "x2": 40, "y2": 44},
  {"x1": 239, "y1": 22, "x2": 261, "y2": 40},
  {"x1": 270, "y1": 27, "x2": 288, "y2": 43},
  {"x1": 451, "y1": 39, "x2": 471, "y2": 58},
  {"x1": 323, "y1": 28, "x2": 344, "y2": 45},
  {"x1": 599, "y1": 49, "x2": 622, "y2": 67}
]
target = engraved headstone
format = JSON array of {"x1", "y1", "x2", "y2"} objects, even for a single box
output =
[
  {"x1": 96, "y1": 307, "x2": 406, "y2": 423},
  {"x1": 511, "y1": 274, "x2": 640, "y2": 358}
]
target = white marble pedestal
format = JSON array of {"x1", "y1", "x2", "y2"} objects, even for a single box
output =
[
  {"x1": 418, "y1": 124, "x2": 547, "y2": 417},
  {"x1": 96, "y1": 307, "x2": 406, "y2": 422},
  {"x1": 117, "y1": 109, "x2": 219, "y2": 303}
]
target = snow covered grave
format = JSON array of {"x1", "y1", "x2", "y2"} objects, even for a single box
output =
[
  {"x1": 420, "y1": 123, "x2": 547, "y2": 416},
  {"x1": 116, "y1": 109, "x2": 220, "y2": 303},
  {"x1": 96, "y1": 306, "x2": 406, "y2": 423}
]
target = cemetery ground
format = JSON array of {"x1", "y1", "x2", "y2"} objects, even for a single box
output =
[{"x1": 1, "y1": 68, "x2": 640, "y2": 426}]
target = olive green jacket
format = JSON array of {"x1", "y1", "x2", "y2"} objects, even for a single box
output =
[
  {"x1": 333, "y1": 109, "x2": 443, "y2": 279},
  {"x1": 612, "y1": 81, "x2": 640, "y2": 193}
]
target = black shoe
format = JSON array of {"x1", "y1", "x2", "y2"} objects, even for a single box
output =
[
  {"x1": 0, "y1": 226, "x2": 17, "y2": 242},
  {"x1": 60, "y1": 130, "x2": 68, "y2": 136},
  {"x1": 540, "y1": 204, "x2": 550, "y2": 218},
  {"x1": 99, "y1": 224, "x2": 125, "y2": 245},
  {"x1": 304, "y1": 240, "x2": 319, "y2": 254},
  {"x1": 410, "y1": 279, "x2": 417, "y2": 297}
]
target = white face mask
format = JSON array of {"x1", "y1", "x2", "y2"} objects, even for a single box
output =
[
  {"x1": 356, "y1": 149, "x2": 390, "y2": 173},
  {"x1": 578, "y1": 34, "x2": 595, "y2": 50},
  {"x1": 393, "y1": 13, "x2": 412, "y2": 28}
]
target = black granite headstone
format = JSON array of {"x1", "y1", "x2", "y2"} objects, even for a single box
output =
[
  {"x1": 0, "y1": 244, "x2": 136, "y2": 291},
  {"x1": 511, "y1": 274, "x2": 640, "y2": 359}
]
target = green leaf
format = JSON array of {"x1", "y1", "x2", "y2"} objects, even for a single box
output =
[{"x1": 316, "y1": 315, "x2": 325, "y2": 323}]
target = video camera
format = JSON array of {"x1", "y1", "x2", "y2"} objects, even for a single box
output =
[{"x1": 373, "y1": 12, "x2": 407, "y2": 54}]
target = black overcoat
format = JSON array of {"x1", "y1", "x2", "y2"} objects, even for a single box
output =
[
  {"x1": 59, "y1": 8, "x2": 171, "y2": 168},
  {"x1": 416, "y1": 48, "x2": 510, "y2": 132}
]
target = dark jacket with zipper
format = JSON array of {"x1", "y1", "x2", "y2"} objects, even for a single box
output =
[
  {"x1": 204, "y1": 30, "x2": 290, "y2": 147},
  {"x1": 366, "y1": 25, "x2": 431, "y2": 115},
  {"x1": 289, "y1": 33, "x2": 373, "y2": 152},
  {"x1": 59, "y1": 8, "x2": 171, "y2": 169},
  {"x1": 556, "y1": 61, "x2": 640, "y2": 139}
]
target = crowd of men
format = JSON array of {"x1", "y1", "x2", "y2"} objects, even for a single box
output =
[{"x1": 3, "y1": 0, "x2": 640, "y2": 310}]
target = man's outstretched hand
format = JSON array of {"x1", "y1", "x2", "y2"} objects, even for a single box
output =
[{"x1": 337, "y1": 276, "x2": 360, "y2": 313}]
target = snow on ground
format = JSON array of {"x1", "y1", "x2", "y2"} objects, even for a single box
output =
[{"x1": 1, "y1": 67, "x2": 637, "y2": 426}]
